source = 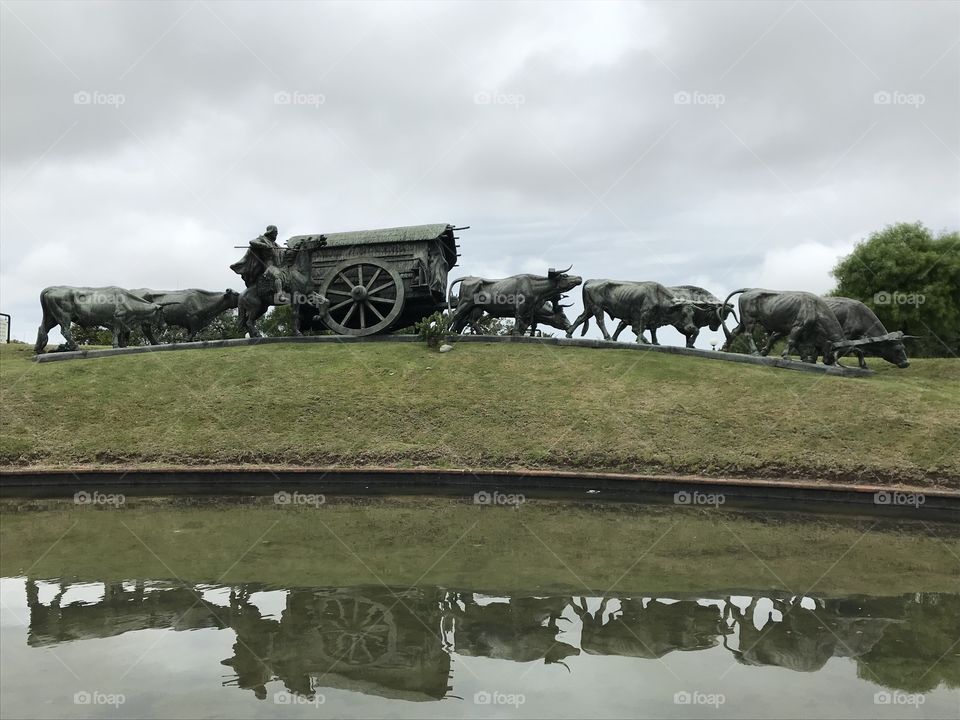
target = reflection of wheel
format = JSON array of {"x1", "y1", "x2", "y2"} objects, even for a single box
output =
[
  {"x1": 315, "y1": 595, "x2": 396, "y2": 666},
  {"x1": 320, "y1": 259, "x2": 404, "y2": 336}
]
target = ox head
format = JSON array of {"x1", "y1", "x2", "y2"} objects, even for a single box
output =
[
  {"x1": 707, "y1": 303, "x2": 736, "y2": 332},
  {"x1": 870, "y1": 332, "x2": 911, "y2": 368},
  {"x1": 670, "y1": 298, "x2": 716, "y2": 336},
  {"x1": 224, "y1": 289, "x2": 240, "y2": 308},
  {"x1": 548, "y1": 265, "x2": 583, "y2": 294}
]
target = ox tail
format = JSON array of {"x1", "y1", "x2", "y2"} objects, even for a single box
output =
[
  {"x1": 719, "y1": 288, "x2": 749, "y2": 343},
  {"x1": 446, "y1": 277, "x2": 466, "y2": 314}
]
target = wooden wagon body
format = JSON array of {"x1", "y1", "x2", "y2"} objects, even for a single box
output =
[{"x1": 287, "y1": 223, "x2": 461, "y2": 336}]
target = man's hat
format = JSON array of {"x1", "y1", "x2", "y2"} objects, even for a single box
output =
[{"x1": 265, "y1": 225, "x2": 278, "y2": 235}]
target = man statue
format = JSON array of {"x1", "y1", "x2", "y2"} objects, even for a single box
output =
[{"x1": 230, "y1": 225, "x2": 286, "y2": 301}]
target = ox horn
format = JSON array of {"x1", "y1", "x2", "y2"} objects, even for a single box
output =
[{"x1": 555, "y1": 264, "x2": 573, "y2": 274}]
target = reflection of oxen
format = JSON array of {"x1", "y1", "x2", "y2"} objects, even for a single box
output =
[
  {"x1": 566, "y1": 280, "x2": 713, "y2": 343},
  {"x1": 615, "y1": 286, "x2": 734, "y2": 348},
  {"x1": 448, "y1": 270, "x2": 583, "y2": 335},
  {"x1": 446, "y1": 594, "x2": 580, "y2": 666},
  {"x1": 723, "y1": 597, "x2": 898, "y2": 673},
  {"x1": 720, "y1": 289, "x2": 847, "y2": 364},
  {"x1": 129, "y1": 288, "x2": 240, "y2": 343},
  {"x1": 823, "y1": 297, "x2": 910, "y2": 369},
  {"x1": 34, "y1": 286, "x2": 167, "y2": 353},
  {"x1": 25, "y1": 579, "x2": 224, "y2": 647},
  {"x1": 571, "y1": 598, "x2": 729, "y2": 659}
]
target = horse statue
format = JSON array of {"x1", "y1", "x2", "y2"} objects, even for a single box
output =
[{"x1": 231, "y1": 225, "x2": 330, "y2": 338}]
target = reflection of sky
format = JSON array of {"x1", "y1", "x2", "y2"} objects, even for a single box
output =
[{"x1": 2, "y1": 578, "x2": 958, "y2": 719}]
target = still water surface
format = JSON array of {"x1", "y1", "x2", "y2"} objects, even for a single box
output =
[{"x1": 0, "y1": 496, "x2": 957, "y2": 719}]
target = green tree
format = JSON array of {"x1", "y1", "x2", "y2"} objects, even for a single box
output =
[{"x1": 830, "y1": 222, "x2": 959, "y2": 357}]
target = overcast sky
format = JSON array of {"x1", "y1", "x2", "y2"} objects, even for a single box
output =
[{"x1": 2, "y1": 0, "x2": 958, "y2": 346}]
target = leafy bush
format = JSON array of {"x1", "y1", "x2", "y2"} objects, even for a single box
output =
[{"x1": 414, "y1": 311, "x2": 451, "y2": 349}]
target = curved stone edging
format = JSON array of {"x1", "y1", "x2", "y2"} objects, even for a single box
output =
[
  {"x1": 1, "y1": 466, "x2": 954, "y2": 520},
  {"x1": 32, "y1": 334, "x2": 874, "y2": 376}
]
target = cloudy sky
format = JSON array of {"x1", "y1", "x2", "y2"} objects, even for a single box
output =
[{"x1": 2, "y1": 0, "x2": 958, "y2": 346}]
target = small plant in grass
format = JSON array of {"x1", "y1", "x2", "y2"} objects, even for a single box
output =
[{"x1": 414, "y1": 311, "x2": 451, "y2": 349}]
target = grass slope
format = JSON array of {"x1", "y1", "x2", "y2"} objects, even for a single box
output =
[{"x1": 1, "y1": 342, "x2": 958, "y2": 486}]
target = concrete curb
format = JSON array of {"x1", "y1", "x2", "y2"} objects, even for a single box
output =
[
  {"x1": 2, "y1": 466, "x2": 955, "y2": 521},
  {"x1": 33, "y1": 334, "x2": 874, "y2": 377}
]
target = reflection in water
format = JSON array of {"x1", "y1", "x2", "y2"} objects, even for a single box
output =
[{"x1": 18, "y1": 578, "x2": 960, "y2": 703}]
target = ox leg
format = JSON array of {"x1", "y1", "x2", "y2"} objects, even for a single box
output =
[
  {"x1": 649, "y1": 327, "x2": 660, "y2": 346},
  {"x1": 35, "y1": 312, "x2": 59, "y2": 354},
  {"x1": 566, "y1": 309, "x2": 591, "y2": 338},
  {"x1": 140, "y1": 323, "x2": 159, "y2": 345},
  {"x1": 685, "y1": 328, "x2": 699, "y2": 348},
  {"x1": 449, "y1": 303, "x2": 474, "y2": 334},
  {"x1": 58, "y1": 319, "x2": 78, "y2": 351},
  {"x1": 760, "y1": 331, "x2": 783, "y2": 356},
  {"x1": 612, "y1": 320, "x2": 629, "y2": 341},
  {"x1": 593, "y1": 310, "x2": 612, "y2": 340}
]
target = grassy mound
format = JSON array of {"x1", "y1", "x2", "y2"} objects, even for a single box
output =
[{"x1": 1, "y1": 342, "x2": 958, "y2": 486}]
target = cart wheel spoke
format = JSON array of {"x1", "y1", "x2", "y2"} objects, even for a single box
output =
[
  {"x1": 365, "y1": 301, "x2": 384, "y2": 322},
  {"x1": 359, "y1": 303, "x2": 366, "y2": 329},
  {"x1": 337, "y1": 272, "x2": 355, "y2": 289},
  {"x1": 366, "y1": 296, "x2": 395, "y2": 306},
  {"x1": 326, "y1": 289, "x2": 351, "y2": 297},
  {"x1": 342, "y1": 302, "x2": 357, "y2": 326},
  {"x1": 367, "y1": 282, "x2": 395, "y2": 296},
  {"x1": 365, "y1": 267, "x2": 382, "y2": 290},
  {"x1": 329, "y1": 298, "x2": 353, "y2": 313}
]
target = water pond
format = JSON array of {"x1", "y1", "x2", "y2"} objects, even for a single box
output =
[{"x1": 1, "y1": 495, "x2": 957, "y2": 718}]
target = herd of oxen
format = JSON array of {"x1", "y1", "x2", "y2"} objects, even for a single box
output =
[{"x1": 34, "y1": 268, "x2": 910, "y2": 369}]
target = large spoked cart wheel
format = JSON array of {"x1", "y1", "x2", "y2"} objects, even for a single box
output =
[{"x1": 320, "y1": 258, "x2": 405, "y2": 336}]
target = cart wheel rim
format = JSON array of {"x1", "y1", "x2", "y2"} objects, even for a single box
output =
[{"x1": 320, "y1": 258, "x2": 404, "y2": 336}]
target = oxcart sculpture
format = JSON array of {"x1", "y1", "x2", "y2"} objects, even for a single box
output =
[{"x1": 276, "y1": 223, "x2": 461, "y2": 337}]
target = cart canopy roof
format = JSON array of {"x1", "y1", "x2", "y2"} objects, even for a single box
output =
[{"x1": 288, "y1": 223, "x2": 451, "y2": 248}]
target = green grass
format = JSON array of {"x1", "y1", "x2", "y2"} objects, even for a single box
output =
[
  {"x1": 2, "y1": 497, "x2": 958, "y2": 595},
  {"x1": 1, "y1": 341, "x2": 958, "y2": 486}
]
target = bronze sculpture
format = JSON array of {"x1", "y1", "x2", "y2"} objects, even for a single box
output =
[{"x1": 232, "y1": 226, "x2": 328, "y2": 338}]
